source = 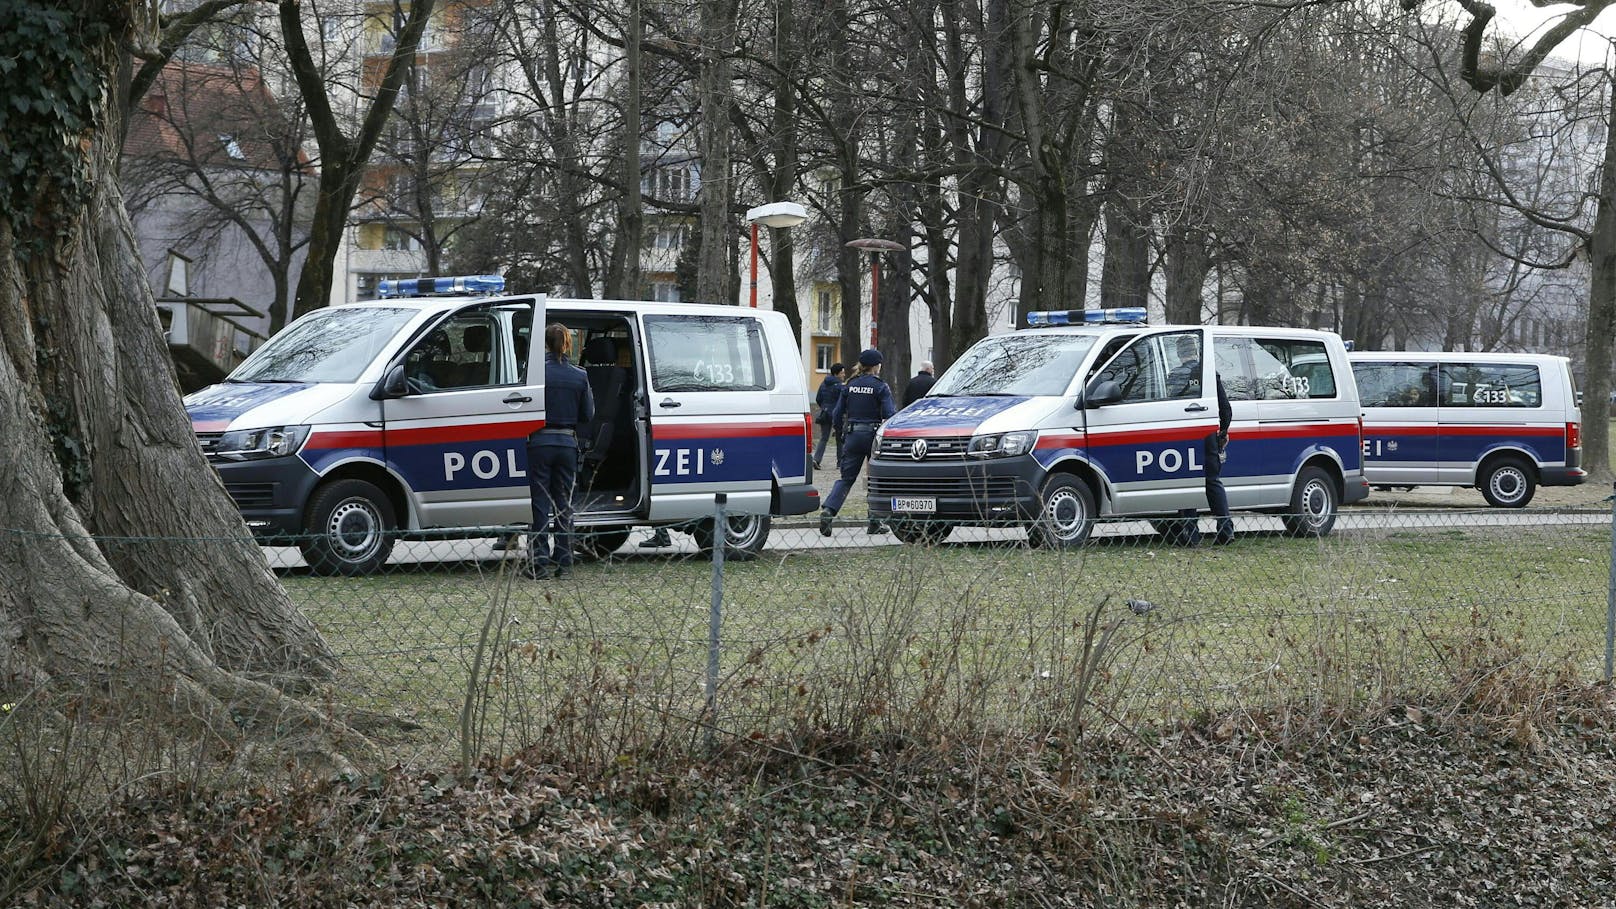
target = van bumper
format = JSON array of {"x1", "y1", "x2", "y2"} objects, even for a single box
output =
[
  {"x1": 1342, "y1": 472, "x2": 1371, "y2": 504},
  {"x1": 774, "y1": 481, "x2": 821, "y2": 516},
  {"x1": 1541, "y1": 466, "x2": 1587, "y2": 487},
  {"x1": 208, "y1": 455, "x2": 322, "y2": 538},
  {"x1": 866, "y1": 457, "x2": 1044, "y2": 521}
]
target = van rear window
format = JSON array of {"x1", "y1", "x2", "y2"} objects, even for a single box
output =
[
  {"x1": 1440, "y1": 363, "x2": 1541, "y2": 408},
  {"x1": 644, "y1": 315, "x2": 774, "y2": 391}
]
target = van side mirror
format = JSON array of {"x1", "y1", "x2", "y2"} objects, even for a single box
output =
[
  {"x1": 372, "y1": 364, "x2": 409, "y2": 400},
  {"x1": 1081, "y1": 379, "x2": 1122, "y2": 409}
]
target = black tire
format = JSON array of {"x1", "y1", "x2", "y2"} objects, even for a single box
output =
[
  {"x1": 1026, "y1": 475, "x2": 1096, "y2": 549},
  {"x1": 1281, "y1": 466, "x2": 1338, "y2": 537},
  {"x1": 1478, "y1": 456, "x2": 1536, "y2": 508},
  {"x1": 890, "y1": 520, "x2": 955, "y2": 546},
  {"x1": 574, "y1": 527, "x2": 631, "y2": 562},
  {"x1": 694, "y1": 513, "x2": 771, "y2": 560},
  {"x1": 300, "y1": 479, "x2": 396, "y2": 576}
]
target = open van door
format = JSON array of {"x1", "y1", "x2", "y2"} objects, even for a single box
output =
[{"x1": 378, "y1": 296, "x2": 546, "y2": 529}]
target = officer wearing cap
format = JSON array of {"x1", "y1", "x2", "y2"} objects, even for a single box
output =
[{"x1": 819, "y1": 348, "x2": 896, "y2": 536}]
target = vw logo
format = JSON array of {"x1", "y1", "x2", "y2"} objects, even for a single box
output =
[{"x1": 910, "y1": 439, "x2": 928, "y2": 460}]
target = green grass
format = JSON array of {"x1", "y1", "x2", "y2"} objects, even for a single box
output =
[{"x1": 285, "y1": 520, "x2": 1611, "y2": 763}]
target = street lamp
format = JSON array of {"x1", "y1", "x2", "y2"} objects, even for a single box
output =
[
  {"x1": 744, "y1": 201, "x2": 809, "y2": 308},
  {"x1": 845, "y1": 238, "x2": 904, "y2": 345}
]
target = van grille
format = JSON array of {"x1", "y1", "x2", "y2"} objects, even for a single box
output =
[
  {"x1": 868, "y1": 475, "x2": 1025, "y2": 500},
  {"x1": 874, "y1": 434, "x2": 973, "y2": 461},
  {"x1": 225, "y1": 483, "x2": 276, "y2": 508},
  {"x1": 196, "y1": 431, "x2": 224, "y2": 457}
]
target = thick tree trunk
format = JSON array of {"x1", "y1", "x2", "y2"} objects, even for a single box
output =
[
  {"x1": 1, "y1": 8, "x2": 339, "y2": 711},
  {"x1": 1577, "y1": 84, "x2": 1616, "y2": 483},
  {"x1": 1099, "y1": 197, "x2": 1150, "y2": 311}
]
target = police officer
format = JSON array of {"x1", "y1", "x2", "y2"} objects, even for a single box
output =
[
  {"x1": 818, "y1": 348, "x2": 896, "y2": 536},
  {"x1": 812, "y1": 362, "x2": 845, "y2": 470},
  {"x1": 527, "y1": 323, "x2": 595, "y2": 578},
  {"x1": 1175, "y1": 372, "x2": 1234, "y2": 546}
]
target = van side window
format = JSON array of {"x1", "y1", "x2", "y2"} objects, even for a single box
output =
[
  {"x1": 1354, "y1": 362, "x2": 1437, "y2": 407},
  {"x1": 1097, "y1": 335, "x2": 1170, "y2": 404},
  {"x1": 1160, "y1": 332, "x2": 1203, "y2": 399},
  {"x1": 1255, "y1": 338, "x2": 1337, "y2": 399},
  {"x1": 403, "y1": 311, "x2": 513, "y2": 393},
  {"x1": 645, "y1": 315, "x2": 774, "y2": 392},
  {"x1": 1440, "y1": 363, "x2": 1541, "y2": 408},
  {"x1": 1213, "y1": 336, "x2": 1260, "y2": 401}
]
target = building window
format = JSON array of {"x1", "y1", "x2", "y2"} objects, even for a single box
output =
[
  {"x1": 654, "y1": 223, "x2": 689, "y2": 250},
  {"x1": 218, "y1": 135, "x2": 245, "y2": 160},
  {"x1": 644, "y1": 165, "x2": 693, "y2": 203},
  {"x1": 383, "y1": 227, "x2": 419, "y2": 251},
  {"x1": 650, "y1": 281, "x2": 680, "y2": 302},
  {"x1": 816, "y1": 289, "x2": 833, "y2": 333},
  {"x1": 815, "y1": 342, "x2": 835, "y2": 372}
]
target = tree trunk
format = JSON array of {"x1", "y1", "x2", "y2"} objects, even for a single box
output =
[
  {"x1": 695, "y1": 0, "x2": 738, "y2": 304},
  {"x1": 767, "y1": 0, "x2": 803, "y2": 341},
  {"x1": 283, "y1": 0, "x2": 436, "y2": 319},
  {"x1": 1, "y1": 6, "x2": 341, "y2": 722},
  {"x1": 1164, "y1": 227, "x2": 1211, "y2": 324},
  {"x1": 613, "y1": 0, "x2": 644, "y2": 301},
  {"x1": 1099, "y1": 196, "x2": 1150, "y2": 311},
  {"x1": 1578, "y1": 83, "x2": 1616, "y2": 483}
]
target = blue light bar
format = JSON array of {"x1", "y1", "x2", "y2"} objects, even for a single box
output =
[
  {"x1": 378, "y1": 275, "x2": 506, "y2": 299},
  {"x1": 1026, "y1": 307, "x2": 1147, "y2": 326}
]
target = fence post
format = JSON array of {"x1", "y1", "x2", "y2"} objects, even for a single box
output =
[
  {"x1": 1605, "y1": 481, "x2": 1615, "y2": 683},
  {"x1": 706, "y1": 493, "x2": 726, "y2": 748}
]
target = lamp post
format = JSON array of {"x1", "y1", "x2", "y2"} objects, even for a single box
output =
[
  {"x1": 744, "y1": 201, "x2": 809, "y2": 307},
  {"x1": 845, "y1": 238, "x2": 904, "y2": 345}
]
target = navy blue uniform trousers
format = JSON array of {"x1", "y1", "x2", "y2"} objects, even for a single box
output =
[
  {"x1": 822, "y1": 428, "x2": 876, "y2": 514},
  {"x1": 528, "y1": 439, "x2": 579, "y2": 568}
]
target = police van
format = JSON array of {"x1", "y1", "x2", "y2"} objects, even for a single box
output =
[
  {"x1": 866, "y1": 310, "x2": 1369, "y2": 545},
  {"x1": 1349, "y1": 351, "x2": 1584, "y2": 507},
  {"x1": 184, "y1": 276, "x2": 818, "y2": 574}
]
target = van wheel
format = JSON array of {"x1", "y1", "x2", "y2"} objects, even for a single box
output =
[
  {"x1": 1027, "y1": 475, "x2": 1095, "y2": 549},
  {"x1": 1479, "y1": 456, "x2": 1536, "y2": 508},
  {"x1": 300, "y1": 479, "x2": 396, "y2": 576},
  {"x1": 694, "y1": 514, "x2": 770, "y2": 560},
  {"x1": 574, "y1": 528, "x2": 631, "y2": 562},
  {"x1": 891, "y1": 520, "x2": 955, "y2": 546},
  {"x1": 1281, "y1": 466, "x2": 1338, "y2": 537}
]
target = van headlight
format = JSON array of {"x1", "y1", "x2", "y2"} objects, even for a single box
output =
[
  {"x1": 968, "y1": 430, "x2": 1036, "y2": 458},
  {"x1": 215, "y1": 425, "x2": 310, "y2": 460}
]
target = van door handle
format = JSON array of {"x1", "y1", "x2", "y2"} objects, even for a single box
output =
[
  {"x1": 1184, "y1": 403, "x2": 1208, "y2": 412},
  {"x1": 659, "y1": 398, "x2": 682, "y2": 408},
  {"x1": 503, "y1": 393, "x2": 533, "y2": 405}
]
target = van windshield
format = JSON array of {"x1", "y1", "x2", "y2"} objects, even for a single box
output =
[
  {"x1": 930, "y1": 333, "x2": 1098, "y2": 398},
  {"x1": 231, "y1": 307, "x2": 418, "y2": 383}
]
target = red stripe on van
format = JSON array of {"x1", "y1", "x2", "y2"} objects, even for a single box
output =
[
  {"x1": 653, "y1": 421, "x2": 805, "y2": 440},
  {"x1": 306, "y1": 419, "x2": 545, "y2": 450},
  {"x1": 1368, "y1": 424, "x2": 1565, "y2": 438}
]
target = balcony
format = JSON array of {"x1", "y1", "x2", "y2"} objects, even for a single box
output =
[{"x1": 156, "y1": 297, "x2": 266, "y2": 393}]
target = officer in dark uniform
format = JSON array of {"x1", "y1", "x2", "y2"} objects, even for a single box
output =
[
  {"x1": 527, "y1": 323, "x2": 595, "y2": 578},
  {"x1": 819, "y1": 348, "x2": 896, "y2": 536},
  {"x1": 1175, "y1": 373, "x2": 1234, "y2": 546}
]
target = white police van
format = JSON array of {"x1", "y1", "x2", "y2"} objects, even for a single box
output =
[
  {"x1": 1349, "y1": 351, "x2": 1584, "y2": 507},
  {"x1": 185, "y1": 276, "x2": 818, "y2": 574},
  {"x1": 866, "y1": 309, "x2": 1369, "y2": 545}
]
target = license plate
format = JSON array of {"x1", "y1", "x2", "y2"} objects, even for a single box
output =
[{"x1": 891, "y1": 496, "x2": 936, "y2": 513}]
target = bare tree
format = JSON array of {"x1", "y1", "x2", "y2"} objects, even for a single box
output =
[{"x1": 281, "y1": 0, "x2": 437, "y2": 319}]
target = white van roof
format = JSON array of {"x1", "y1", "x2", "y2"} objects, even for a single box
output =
[{"x1": 332, "y1": 295, "x2": 789, "y2": 322}]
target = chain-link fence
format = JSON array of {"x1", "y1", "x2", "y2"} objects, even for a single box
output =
[{"x1": 14, "y1": 500, "x2": 1615, "y2": 768}]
